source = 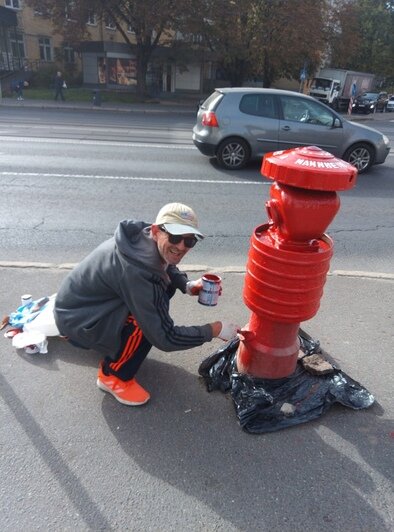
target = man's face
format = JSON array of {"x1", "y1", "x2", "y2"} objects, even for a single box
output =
[{"x1": 151, "y1": 225, "x2": 193, "y2": 265}]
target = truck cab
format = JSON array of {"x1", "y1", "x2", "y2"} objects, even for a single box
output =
[{"x1": 309, "y1": 77, "x2": 341, "y2": 109}]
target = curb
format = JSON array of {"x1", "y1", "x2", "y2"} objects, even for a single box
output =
[
  {"x1": 0, "y1": 262, "x2": 393, "y2": 280},
  {"x1": 0, "y1": 98, "x2": 196, "y2": 115}
]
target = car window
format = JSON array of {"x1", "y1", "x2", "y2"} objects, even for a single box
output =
[
  {"x1": 279, "y1": 95, "x2": 334, "y2": 126},
  {"x1": 362, "y1": 93, "x2": 378, "y2": 99},
  {"x1": 239, "y1": 94, "x2": 277, "y2": 119},
  {"x1": 201, "y1": 90, "x2": 223, "y2": 110}
]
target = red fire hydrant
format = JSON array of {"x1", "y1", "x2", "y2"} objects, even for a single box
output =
[{"x1": 237, "y1": 146, "x2": 357, "y2": 379}]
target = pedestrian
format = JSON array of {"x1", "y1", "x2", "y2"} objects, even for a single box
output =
[
  {"x1": 54, "y1": 71, "x2": 66, "y2": 101},
  {"x1": 54, "y1": 203, "x2": 240, "y2": 406},
  {"x1": 12, "y1": 79, "x2": 25, "y2": 100}
]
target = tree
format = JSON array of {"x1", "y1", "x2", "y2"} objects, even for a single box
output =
[
  {"x1": 251, "y1": 0, "x2": 329, "y2": 87},
  {"x1": 26, "y1": 0, "x2": 194, "y2": 96},
  {"x1": 192, "y1": 0, "x2": 258, "y2": 87},
  {"x1": 192, "y1": 0, "x2": 329, "y2": 88},
  {"x1": 328, "y1": 0, "x2": 394, "y2": 84},
  {"x1": 326, "y1": 0, "x2": 363, "y2": 68}
]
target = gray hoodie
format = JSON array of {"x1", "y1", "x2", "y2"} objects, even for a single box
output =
[{"x1": 54, "y1": 220, "x2": 213, "y2": 355}]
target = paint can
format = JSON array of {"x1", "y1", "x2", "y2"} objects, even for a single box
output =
[
  {"x1": 21, "y1": 294, "x2": 33, "y2": 306},
  {"x1": 198, "y1": 274, "x2": 221, "y2": 306}
]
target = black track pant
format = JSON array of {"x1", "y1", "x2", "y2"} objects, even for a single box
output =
[{"x1": 102, "y1": 315, "x2": 152, "y2": 381}]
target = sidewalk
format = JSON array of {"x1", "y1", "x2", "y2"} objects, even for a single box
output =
[
  {"x1": 0, "y1": 263, "x2": 393, "y2": 530},
  {"x1": 0, "y1": 94, "x2": 391, "y2": 121},
  {"x1": 0, "y1": 95, "x2": 198, "y2": 115}
]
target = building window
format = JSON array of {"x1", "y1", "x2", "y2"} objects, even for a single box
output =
[
  {"x1": 38, "y1": 37, "x2": 52, "y2": 61},
  {"x1": 105, "y1": 16, "x2": 116, "y2": 30},
  {"x1": 63, "y1": 42, "x2": 75, "y2": 64},
  {"x1": 175, "y1": 31, "x2": 202, "y2": 44},
  {"x1": 33, "y1": 0, "x2": 45, "y2": 15},
  {"x1": 65, "y1": 1, "x2": 76, "y2": 21},
  {"x1": 86, "y1": 10, "x2": 96, "y2": 25},
  {"x1": 5, "y1": 0, "x2": 21, "y2": 9},
  {"x1": 9, "y1": 31, "x2": 25, "y2": 58}
]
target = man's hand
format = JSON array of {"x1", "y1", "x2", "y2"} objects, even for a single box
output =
[
  {"x1": 186, "y1": 278, "x2": 223, "y2": 297},
  {"x1": 210, "y1": 321, "x2": 240, "y2": 341},
  {"x1": 218, "y1": 322, "x2": 240, "y2": 341},
  {"x1": 186, "y1": 278, "x2": 203, "y2": 296}
]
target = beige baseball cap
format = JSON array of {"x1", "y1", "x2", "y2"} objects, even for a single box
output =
[{"x1": 155, "y1": 203, "x2": 204, "y2": 238}]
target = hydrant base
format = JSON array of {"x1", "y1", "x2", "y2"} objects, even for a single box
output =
[
  {"x1": 198, "y1": 334, "x2": 375, "y2": 434},
  {"x1": 237, "y1": 343, "x2": 299, "y2": 379}
]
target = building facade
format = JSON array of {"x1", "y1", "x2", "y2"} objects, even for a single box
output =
[{"x1": 0, "y1": 1, "x2": 213, "y2": 95}]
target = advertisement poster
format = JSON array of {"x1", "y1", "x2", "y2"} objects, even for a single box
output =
[
  {"x1": 108, "y1": 58, "x2": 137, "y2": 85},
  {"x1": 98, "y1": 57, "x2": 106, "y2": 84}
]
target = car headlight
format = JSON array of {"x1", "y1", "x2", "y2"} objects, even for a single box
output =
[{"x1": 383, "y1": 135, "x2": 390, "y2": 146}]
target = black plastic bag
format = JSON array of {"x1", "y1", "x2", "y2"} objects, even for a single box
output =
[{"x1": 198, "y1": 331, "x2": 374, "y2": 434}]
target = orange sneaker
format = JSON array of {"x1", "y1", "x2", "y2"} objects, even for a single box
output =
[{"x1": 97, "y1": 367, "x2": 150, "y2": 406}]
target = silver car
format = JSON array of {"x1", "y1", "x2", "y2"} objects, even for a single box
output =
[{"x1": 192, "y1": 88, "x2": 391, "y2": 173}]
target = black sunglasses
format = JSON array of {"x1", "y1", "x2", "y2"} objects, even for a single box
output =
[{"x1": 159, "y1": 226, "x2": 198, "y2": 248}]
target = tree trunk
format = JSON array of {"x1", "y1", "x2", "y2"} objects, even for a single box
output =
[{"x1": 136, "y1": 49, "x2": 149, "y2": 97}]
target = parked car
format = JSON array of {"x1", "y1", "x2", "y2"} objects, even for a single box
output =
[
  {"x1": 351, "y1": 91, "x2": 389, "y2": 114},
  {"x1": 386, "y1": 95, "x2": 394, "y2": 112},
  {"x1": 192, "y1": 87, "x2": 391, "y2": 173}
]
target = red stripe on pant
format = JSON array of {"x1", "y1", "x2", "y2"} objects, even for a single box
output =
[{"x1": 103, "y1": 315, "x2": 152, "y2": 381}]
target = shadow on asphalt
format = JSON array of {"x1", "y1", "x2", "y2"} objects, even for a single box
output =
[
  {"x1": 14, "y1": 336, "x2": 102, "y2": 372},
  {"x1": 98, "y1": 357, "x2": 392, "y2": 530},
  {"x1": 0, "y1": 369, "x2": 112, "y2": 530}
]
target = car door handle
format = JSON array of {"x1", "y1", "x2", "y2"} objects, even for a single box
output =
[{"x1": 281, "y1": 126, "x2": 291, "y2": 131}]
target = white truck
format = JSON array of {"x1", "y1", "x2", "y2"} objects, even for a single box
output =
[{"x1": 308, "y1": 68, "x2": 376, "y2": 111}]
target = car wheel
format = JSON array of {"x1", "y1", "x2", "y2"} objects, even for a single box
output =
[
  {"x1": 216, "y1": 137, "x2": 251, "y2": 170},
  {"x1": 343, "y1": 143, "x2": 375, "y2": 174}
]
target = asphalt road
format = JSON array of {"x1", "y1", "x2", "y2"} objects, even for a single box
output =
[
  {"x1": 0, "y1": 106, "x2": 393, "y2": 274},
  {"x1": 0, "y1": 105, "x2": 393, "y2": 531}
]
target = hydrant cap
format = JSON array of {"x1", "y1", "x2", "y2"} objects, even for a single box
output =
[{"x1": 261, "y1": 146, "x2": 357, "y2": 191}]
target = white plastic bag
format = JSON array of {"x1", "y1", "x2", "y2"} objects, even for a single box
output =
[
  {"x1": 23, "y1": 294, "x2": 60, "y2": 337},
  {"x1": 12, "y1": 331, "x2": 48, "y2": 354}
]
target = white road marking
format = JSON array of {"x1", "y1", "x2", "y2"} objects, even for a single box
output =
[
  {"x1": 0, "y1": 171, "x2": 265, "y2": 186},
  {"x1": 0, "y1": 135, "x2": 194, "y2": 149}
]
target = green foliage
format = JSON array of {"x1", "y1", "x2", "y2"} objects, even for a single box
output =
[
  {"x1": 328, "y1": 0, "x2": 394, "y2": 84},
  {"x1": 18, "y1": 87, "x2": 151, "y2": 103},
  {"x1": 29, "y1": 65, "x2": 58, "y2": 89},
  {"x1": 24, "y1": 0, "x2": 394, "y2": 91},
  {"x1": 28, "y1": 65, "x2": 83, "y2": 89},
  {"x1": 193, "y1": 0, "x2": 328, "y2": 87}
]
